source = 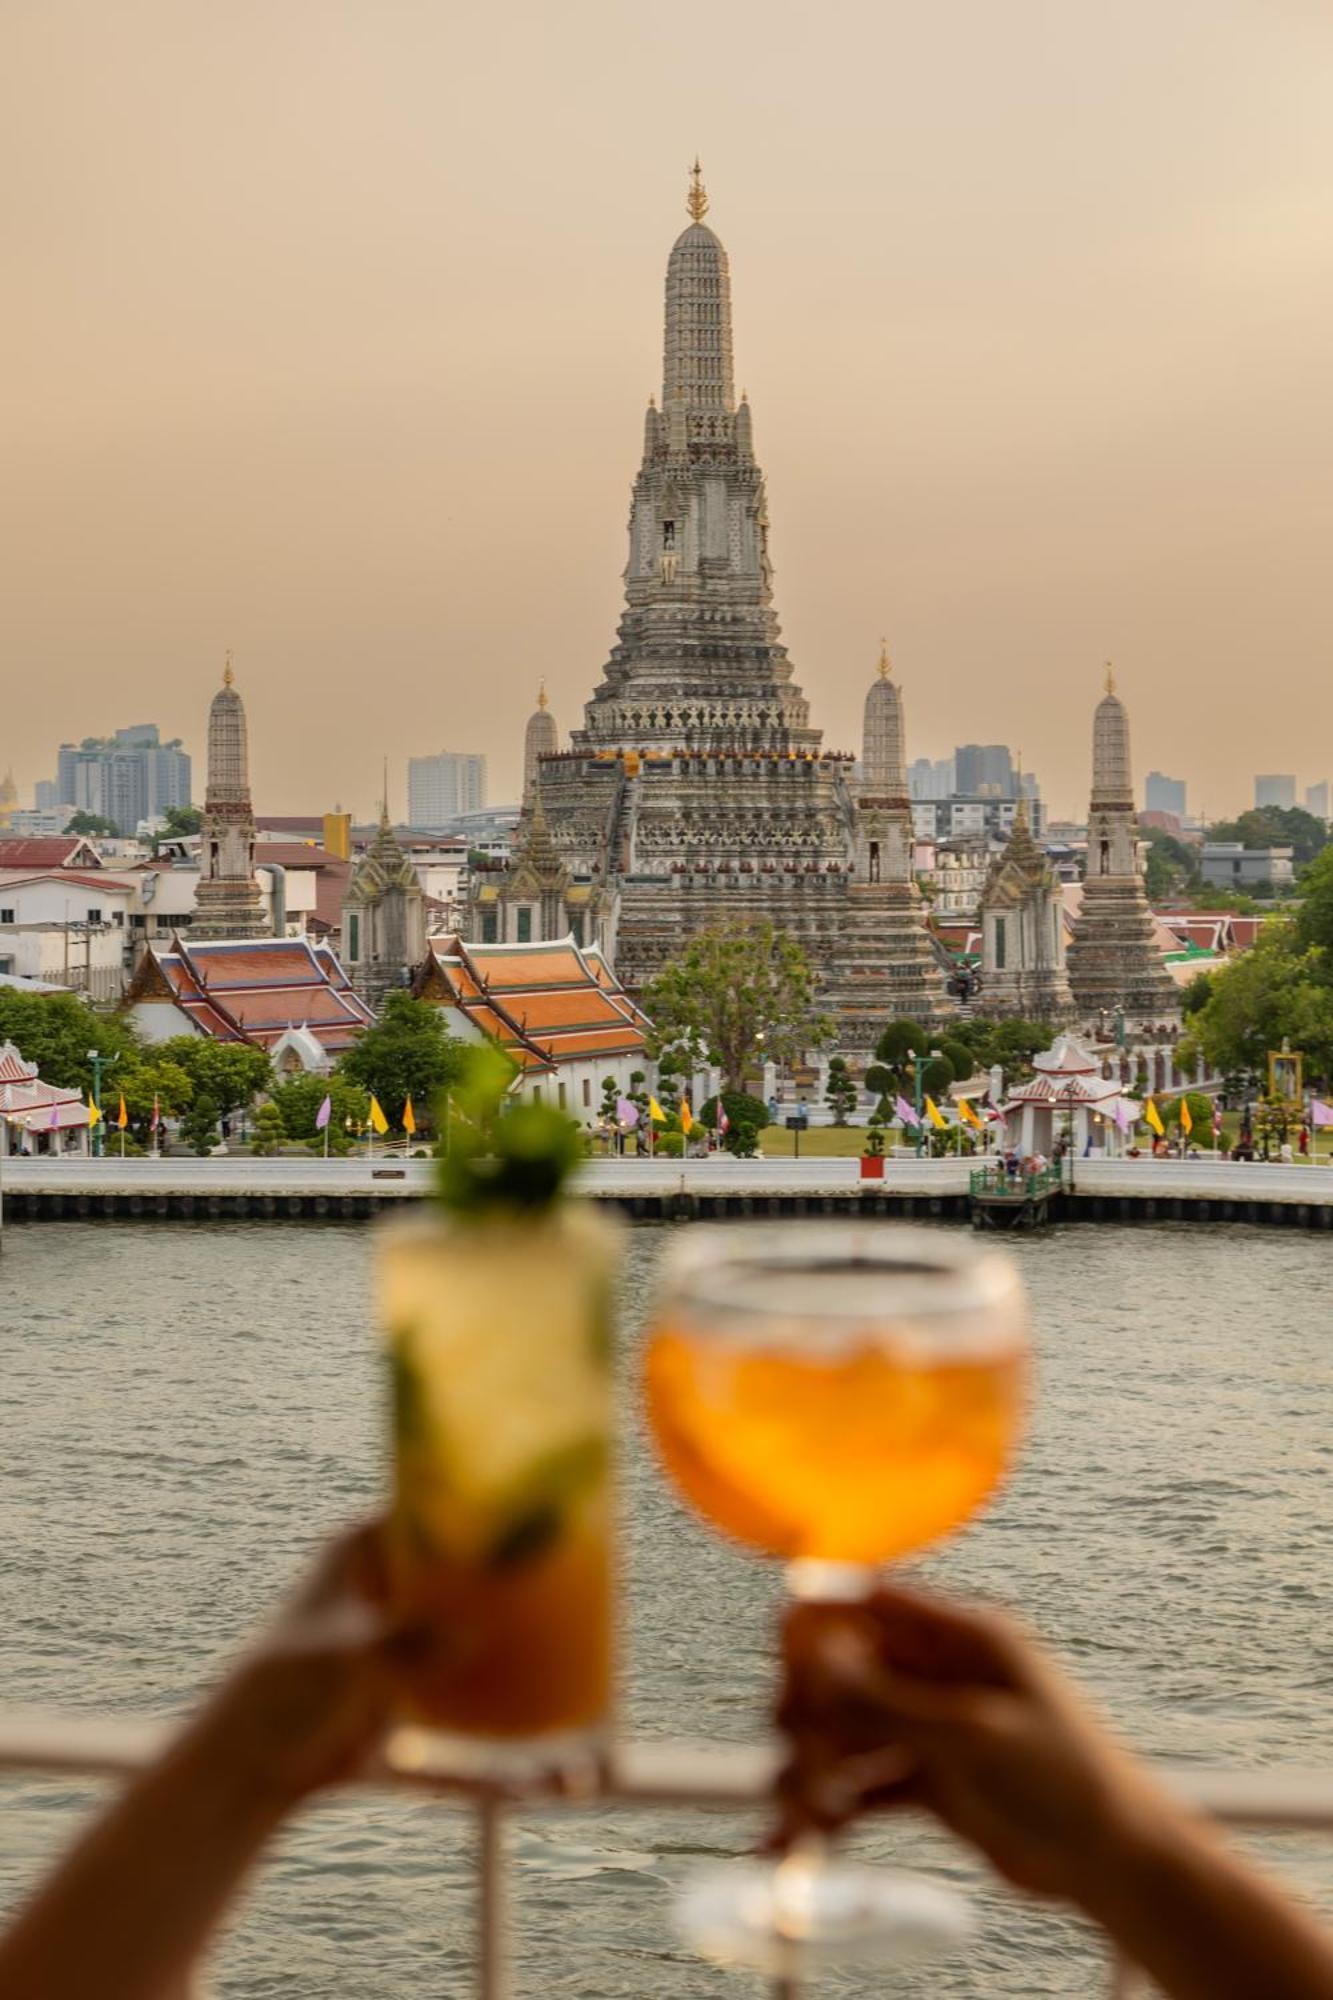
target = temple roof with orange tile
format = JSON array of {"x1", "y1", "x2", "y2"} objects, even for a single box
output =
[
  {"x1": 124, "y1": 935, "x2": 373, "y2": 1052},
  {"x1": 413, "y1": 934, "x2": 650, "y2": 1073}
]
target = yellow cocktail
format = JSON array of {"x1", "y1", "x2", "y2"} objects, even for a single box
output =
[{"x1": 379, "y1": 1203, "x2": 617, "y2": 1741}]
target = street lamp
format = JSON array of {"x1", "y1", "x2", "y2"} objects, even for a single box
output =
[
  {"x1": 87, "y1": 1048, "x2": 117, "y2": 1159},
  {"x1": 906, "y1": 1047, "x2": 944, "y2": 1158}
]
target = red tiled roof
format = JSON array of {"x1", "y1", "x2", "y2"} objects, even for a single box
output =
[
  {"x1": 0, "y1": 838, "x2": 102, "y2": 869},
  {"x1": 126, "y1": 935, "x2": 373, "y2": 1053},
  {"x1": 0, "y1": 1044, "x2": 39, "y2": 1085},
  {"x1": 0, "y1": 870, "x2": 132, "y2": 896}
]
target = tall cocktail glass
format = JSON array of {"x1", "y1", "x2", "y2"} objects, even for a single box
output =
[
  {"x1": 643, "y1": 1221, "x2": 1030, "y2": 1973},
  {"x1": 378, "y1": 1202, "x2": 618, "y2": 1774}
]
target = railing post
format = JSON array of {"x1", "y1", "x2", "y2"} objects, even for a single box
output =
[{"x1": 477, "y1": 1796, "x2": 508, "y2": 2000}]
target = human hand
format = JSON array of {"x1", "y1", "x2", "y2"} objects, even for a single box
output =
[
  {"x1": 192, "y1": 1522, "x2": 417, "y2": 1809},
  {"x1": 775, "y1": 1582, "x2": 1177, "y2": 1909}
]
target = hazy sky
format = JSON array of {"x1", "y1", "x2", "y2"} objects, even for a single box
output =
[{"x1": 6, "y1": 0, "x2": 1333, "y2": 820}]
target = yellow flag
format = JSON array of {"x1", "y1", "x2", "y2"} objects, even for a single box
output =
[
  {"x1": 403, "y1": 1095, "x2": 417, "y2": 1136},
  {"x1": 116, "y1": 1093, "x2": 128, "y2": 1130},
  {"x1": 924, "y1": 1094, "x2": 947, "y2": 1131},
  {"x1": 1178, "y1": 1096, "x2": 1193, "y2": 1136},
  {"x1": 679, "y1": 1099, "x2": 694, "y2": 1135},
  {"x1": 368, "y1": 1095, "x2": 390, "y2": 1135},
  {"x1": 1144, "y1": 1097, "x2": 1165, "y2": 1137},
  {"x1": 87, "y1": 1098, "x2": 102, "y2": 1128},
  {"x1": 648, "y1": 1095, "x2": 667, "y2": 1124},
  {"x1": 959, "y1": 1097, "x2": 981, "y2": 1128}
]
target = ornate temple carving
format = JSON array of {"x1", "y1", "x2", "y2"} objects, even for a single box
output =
[
  {"x1": 481, "y1": 172, "x2": 951, "y2": 1050},
  {"x1": 977, "y1": 794, "x2": 1074, "y2": 1023}
]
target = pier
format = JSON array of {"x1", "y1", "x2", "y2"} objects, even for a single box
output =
[{"x1": 5, "y1": 1154, "x2": 1333, "y2": 1230}]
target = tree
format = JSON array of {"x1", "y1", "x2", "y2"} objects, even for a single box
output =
[
  {"x1": 1167, "y1": 1090, "x2": 1215, "y2": 1139},
  {"x1": 1208, "y1": 806, "x2": 1327, "y2": 871},
  {"x1": 824, "y1": 1056, "x2": 857, "y2": 1125},
  {"x1": 1182, "y1": 923, "x2": 1329, "y2": 1082},
  {"x1": 939, "y1": 1038, "x2": 976, "y2": 1082},
  {"x1": 640, "y1": 919, "x2": 830, "y2": 1094},
  {"x1": 162, "y1": 804, "x2": 202, "y2": 837},
  {"x1": 1181, "y1": 971, "x2": 1213, "y2": 1017},
  {"x1": 120, "y1": 1055, "x2": 193, "y2": 1139},
  {"x1": 1296, "y1": 844, "x2": 1333, "y2": 956},
  {"x1": 64, "y1": 810, "x2": 120, "y2": 838},
  {"x1": 700, "y1": 1090, "x2": 771, "y2": 1156},
  {"x1": 336, "y1": 991, "x2": 468, "y2": 1131},
  {"x1": 181, "y1": 1092, "x2": 220, "y2": 1155},
  {"x1": 599, "y1": 1075, "x2": 620, "y2": 1124},
  {"x1": 0, "y1": 989, "x2": 141, "y2": 1098},
  {"x1": 158, "y1": 1037, "x2": 272, "y2": 1120},
  {"x1": 250, "y1": 1103, "x2": 286, "y2": 1155},
  {"x1": 270, "y1": 1073, "x2": 368, "y2": 1149},
  {"x1": 1141, "y1": 828, "x2": 1200, "y2": 904}
]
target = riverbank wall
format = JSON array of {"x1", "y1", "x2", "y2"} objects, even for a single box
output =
[{"x1": 5, "y1": 1158, "x2": 1333, "y2": 1232}]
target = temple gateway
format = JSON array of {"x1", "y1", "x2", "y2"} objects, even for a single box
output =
[{"x1": 495, "y1": 168, "x2": 951, "y2": 1054}]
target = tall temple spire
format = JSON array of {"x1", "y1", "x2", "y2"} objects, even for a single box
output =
[
  {"x1": 524, "y1": 681, "x2": 560, "y2": 802},
  {"x1": 663, "y1": 171, "x2": 735, "y2": 412},
  {"x1": 192, "y1": 660, "x2": 267, "y2": 938},
  {"x1": 861, "y1": 644, "x2": 907, "y2": 796},
  {"x1": 1067, "y1": 672, "x2": 1178, "y2": 1025}
]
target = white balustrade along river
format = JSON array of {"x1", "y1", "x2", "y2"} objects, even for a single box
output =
[{"x1": 0, "y1": 1221, "x2": 1329, "y2": 1997}]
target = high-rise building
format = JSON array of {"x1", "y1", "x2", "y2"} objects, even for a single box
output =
[
  {"x1": 954, "y1": 743, "x2": 1015, "y2": 797},
  {"x1": 407, "y1": 753, "x2": 487, "y2": 828},
  {"x1": 908, "y1": 756, "x2": 955, "y2": 801},
  {"x1": 1304, "y1": 781, "x2": 1329, "y2": 821},
  {"x1": 520, "y1": 167, "x2": 951, "y2": 1045},
  {"x1": 192, "y1": 660, "x2": 267, "y2": 939},
  {"x1": 1255, "y1": 774, "x2": 1296, "y2": 810},
  {"x1": 52, "y1": 724, "x2": 191, "y2": 833},
  {"x1": 1066, "y1": 670, "x2": 1178, "y2": 1025},
  {"x1": 1145, "y1": 771, "x2": 1187, "y2": 817}
]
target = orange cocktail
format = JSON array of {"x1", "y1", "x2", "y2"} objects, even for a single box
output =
[
  {"x1": 643, "y1": 1224, "x2": 1030, "y2": 1570},
  {"x1": 379, "y1": 1204, "x2": 617, "y2": 1740},
  {"x1": 645, "y1": 1327, "x2": 1025, "y2": 1565}
]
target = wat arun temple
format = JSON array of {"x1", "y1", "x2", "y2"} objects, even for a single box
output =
[{"x1": 527, "y1": 168, "x2": 952, "y2": 1052}]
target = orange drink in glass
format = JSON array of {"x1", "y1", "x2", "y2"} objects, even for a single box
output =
[
  {"x1": 378, "y1": 1202, "x2": 618, "y2": 1750},
  {"x1": 642, "y1": 1222, "x2": 1030, "y2": 1975}
]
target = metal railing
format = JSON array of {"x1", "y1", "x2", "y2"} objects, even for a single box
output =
[
  {"x1": 968, "y1": 1162, "x2": 1064, "y2": 1201},
  {"x1": 1, "y1": 1709, "x2": 1330, "y2": 1996}
]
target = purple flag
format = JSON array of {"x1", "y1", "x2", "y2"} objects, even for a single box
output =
[
  {"x1": 894, "y1": 1094, "x2": 920, "y2": 1127},
  {"x1": 315, "y1": 1094, "x2": 332, "y2": 1130},
  {"x1": 48, "y1": 1102, "x2": 61, "y2": 1131},
  {"x1": 615, "y1": 1096, "x2": 639, "y2": 1127},
  {"x1": 1114, "y1": 1099, "x2": 1131, "y2": 1132},
  {"x1": 1311, "y1": 1098, "x2": 1333, "y2": 1127}
]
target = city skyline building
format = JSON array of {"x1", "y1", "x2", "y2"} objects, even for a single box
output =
[
  {"x1": 191, "y1": 660, "x2": 267, "y2": 939},
  {"x1": 954, "y1": 742, "x2": 1016, "y2": 798},
  {"x1": 1254, "y1": 773, "x2": 1297, "y2": 810},
  {"x1": 52, "y1": 724, "x2": 191, "y2": 833},
  {"x1": 407, "y1": 751, "x2": 487, "y2": 828},
  {"x1": 523, "y1": 167, "x2": 951, "y2": 1043},
  {"x1": 1145, "y1": 770, "x2": 1186, "y2": 817},
  {"x1": 1304, "y1": 781, "x2": 1329, "y2": 821},
  {"x1": 908, "y1": 755, "x2": 955, "y2": 801}
]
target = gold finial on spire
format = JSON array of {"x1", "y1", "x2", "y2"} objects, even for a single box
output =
[
  {"x1": 1104, "y1": 659, "x2": 1115, "y2": 695},
  {"x1": 223, "y1": 649, "x2": 234, "y2": 688},
  {"x1": 537, "y1": 679, "x2": 549, "y2": 711},
  {"x1": 878, "y1": 638, "x2": 891, "y2": 680},
  {"x1": 687, "y1": 158, "x2": 709, "y2": 223},
  {"x1": 380, "y1": 756, "x2": 390, "y2": 828}
]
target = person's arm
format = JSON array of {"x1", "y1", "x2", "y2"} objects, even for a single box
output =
[
  {"x1": 0, "y1": 1527, "x2": 405, "y2": 2000},
  {"x1": 777, "y1": 1584, "x2": 1333, "y2": 2000}
]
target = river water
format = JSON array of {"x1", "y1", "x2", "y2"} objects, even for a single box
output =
[{"x1": 0, "y1": 1219, "x2": 1330, "y2": 1996}]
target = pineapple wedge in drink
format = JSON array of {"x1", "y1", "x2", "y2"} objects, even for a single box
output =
[{"x1": 377, "y1": 1064, "x2": 619, "y2": 1743}]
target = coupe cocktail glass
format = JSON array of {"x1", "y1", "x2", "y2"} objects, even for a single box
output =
[{"x1": 643, "y1": 1221, "x2": 1030, "y2": 1974}]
